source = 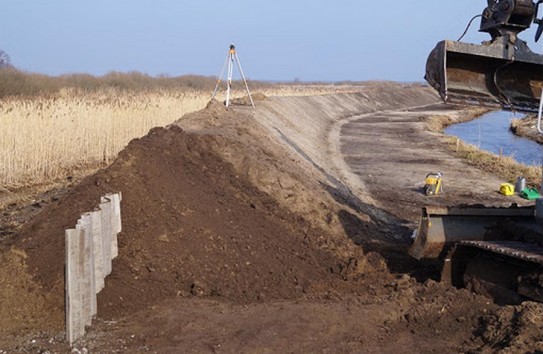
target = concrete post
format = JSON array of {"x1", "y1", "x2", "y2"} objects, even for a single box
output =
[
  {"x1": 100, "y1": 200, "x2": 112, "y2": 276},
  {"x1": 91, "y1": 210, "x2": 104, "y2": 292},
  {"x1": 65, "y1": 192, "x2": 122, "y2": 345},
  {"x1": 65, "y1": 228, "x2": 85, "y2": 345}
]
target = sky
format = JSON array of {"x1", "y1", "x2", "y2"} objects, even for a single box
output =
[{"x1": 2, "y1": 1, "x2": 543, "y2": 82}]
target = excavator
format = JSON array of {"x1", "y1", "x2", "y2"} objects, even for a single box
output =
[{"x1": 411, "y1": 0, "x2": 543, "y2": 305}]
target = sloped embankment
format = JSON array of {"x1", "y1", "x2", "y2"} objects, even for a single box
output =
[
  {"x1": 5, "y1": 84, "x2": 541, "y2": 353},
  {"x1": 510, "y1": 114, "x2": 543, "y2": 144},
  {"x1": 1, "y1": 84, "x2": 440, "y2": 336}
]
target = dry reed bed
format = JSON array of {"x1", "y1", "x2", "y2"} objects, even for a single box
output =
[
  {"x1": 0, "y1": 91, "x2": 209, "y2": 188},
  {"x1": 0, "y1": 85, "x2": 365, "y2": 189}
]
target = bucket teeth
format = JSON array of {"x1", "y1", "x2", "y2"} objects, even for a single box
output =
[{"x1": 425, "y1": 38, "x2": 543, "y2": 112}]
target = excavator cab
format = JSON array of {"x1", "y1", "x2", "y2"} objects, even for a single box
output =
[{"x1": 425, "y1": 0, "x2": 543, "y2": 112}]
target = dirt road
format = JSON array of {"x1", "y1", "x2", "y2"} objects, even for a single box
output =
[{"x1": 1, "y1": 83, "x2": 542, "y2": 353}]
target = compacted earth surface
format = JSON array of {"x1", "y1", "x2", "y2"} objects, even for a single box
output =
[{"x1": 1, "y1": 83, "x2": 542, "y2": 353}]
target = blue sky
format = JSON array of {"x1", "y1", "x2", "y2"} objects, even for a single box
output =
[{"x1": 2, "y1": 1, "x2": 543, "y2": 82}]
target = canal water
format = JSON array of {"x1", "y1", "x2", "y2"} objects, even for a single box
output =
[{"x1": 444, "y1": 110, "x2": 543, "y2": 166}]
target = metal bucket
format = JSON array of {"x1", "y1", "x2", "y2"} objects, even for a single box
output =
[
  {"x1": 515, "y1": 176, "x2": 527, "y2": 193},
  {"x1": 425, "y1": 37, "x2": 543, "y2": 112}
]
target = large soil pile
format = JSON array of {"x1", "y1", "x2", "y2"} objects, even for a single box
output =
[{"x1": 0, "y1": 122, "x2": 377, "y2": 335}]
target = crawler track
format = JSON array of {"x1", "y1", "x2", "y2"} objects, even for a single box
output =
[{"x1": 460, "y1": 240, "x2": 543, "y2": 265}]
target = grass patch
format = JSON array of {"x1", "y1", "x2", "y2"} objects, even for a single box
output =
[
  {"x1": 445, "y1": 136, "x2": 541, "y2": 187},
  {"x1": 426, "y1": 115, "x2": 455, "y2": 133},
  {"x1": 426, "y1": 110, "x2": 542, "y2": 187},
  {"x1": 425, "y1": 107, "x2": 493, "y2": 133}
]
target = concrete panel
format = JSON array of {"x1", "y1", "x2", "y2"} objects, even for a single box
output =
[
  {"x1": 91, "y1": 211, "x2": 104, "y2": 293},
  {"x1": 111, "y1": 193, "x2": 121, "y2": 258},
  {"x1": 77, "y1": 213, "x2": 96, "y2": 322},
  {"x1": 100, "y1": 200, "x2": 112, "y2": 276},
  {"x1": 65, "y1": 228, "x2": 84, "y2": 345},
  {"x1": 102, "y1": 193, "x2": 121, "y2": 258}
]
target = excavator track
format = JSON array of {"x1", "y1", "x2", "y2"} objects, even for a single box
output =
[
  {"x1": 458, "y1": 240, "x2": 543, "y2": 265},
  {"x1": 442, "y1": 240, "x2": 543, "y2": 304},
  {"x1": 410, "y1": 205, "x2": 543, "y2": 304}
]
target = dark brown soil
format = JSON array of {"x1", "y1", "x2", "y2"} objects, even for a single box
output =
[{"x1": 1, "y1": 125, "x2": 380, "y2": 334}]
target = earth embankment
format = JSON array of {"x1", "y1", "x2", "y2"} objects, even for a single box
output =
[
  {"x1": 511, "y1": 114, "x2": 543, "y2": 143},
  {"x1": 1, "y1": 83, "x2": 542, "y2": 353}
]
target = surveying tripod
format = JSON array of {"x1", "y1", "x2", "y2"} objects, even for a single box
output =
[{"x1": 211, "y1": 44, "x2": 255, "y2": 108}]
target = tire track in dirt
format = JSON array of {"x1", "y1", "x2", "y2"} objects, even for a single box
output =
[
  {"x1": 338, "y1": 104, "x2": 530, "y2": 225},
  {"x1": 255, "y1": 89, "x2": 441, "y2": 225},
  {"x1": 327, "y1": 103, "x2": 445, "y2": 218}
]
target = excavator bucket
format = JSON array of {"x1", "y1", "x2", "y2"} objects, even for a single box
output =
[{"x1": 425, "y1": 38, "x2": 543, "y2": 112}]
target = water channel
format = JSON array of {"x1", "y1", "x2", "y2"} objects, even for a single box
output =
[{"x1": 444, "y1": 110, "x2": 543, "y2": 166}]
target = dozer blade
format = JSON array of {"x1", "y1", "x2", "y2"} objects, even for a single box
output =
[
  {"x1": 409, "y1": 206, "x2": 535, "y2": 260},
  {"x1": 425, "y1": 38, "x2": 543, "y2": 112}
]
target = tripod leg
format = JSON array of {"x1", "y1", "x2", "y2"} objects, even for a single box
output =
[
  {"x1": 211, "y1": 53, "x2": 230, "y2": 100},
  {"x1": 226, "y1": 52, "x2": 234, "y2": 107},
  {"x1": 234, "y1": 53, "x2": 255, "y2": 108}
]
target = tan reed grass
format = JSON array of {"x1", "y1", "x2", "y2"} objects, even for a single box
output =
[
  {"x1": 0, "y1": 90, "x2": 209, "y2": 188},
  {"x1": 1, "y1": 84, "x2": 366, "y2": 188}
]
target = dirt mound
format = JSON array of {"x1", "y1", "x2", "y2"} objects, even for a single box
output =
[
  {"x1": 2, "y1": 123, "x2": 374, "y2": 334},
  {"x1": 229, "y1": 92, "x2": 266, "y2": 106},
  {"x1": 469, "y1": 302, "x2": 543, "y2": 352}
]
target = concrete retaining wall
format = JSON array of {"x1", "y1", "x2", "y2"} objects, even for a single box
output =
[{"x1": 65, "y1": 192, "x2": 122, "y2": 345}]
